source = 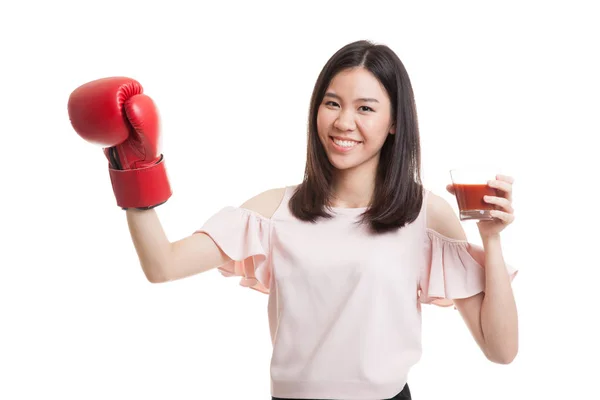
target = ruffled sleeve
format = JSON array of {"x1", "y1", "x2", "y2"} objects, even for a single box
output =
[
  {"x1": 195, "y1": 206, "x2": 272, "y2": 294},
  {"x1": 419, "y1": 228, "x2": 518, "y2": 307}
]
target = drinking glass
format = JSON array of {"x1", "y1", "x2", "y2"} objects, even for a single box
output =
[{"x1": 449, "y1": 169, "x2": 499, "y2": 221}]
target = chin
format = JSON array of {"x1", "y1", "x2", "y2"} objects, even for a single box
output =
[{"x1": 328, "y1": 157, "x2": 361, "y2": 171}]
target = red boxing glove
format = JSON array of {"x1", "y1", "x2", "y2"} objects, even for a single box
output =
[{"x1": 68, "y1": 77, "x2": 172, "y2": 209}]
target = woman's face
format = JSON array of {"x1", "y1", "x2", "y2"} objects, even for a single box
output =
[{"x1": 317, "y1": 67, "x2": 395, "y2": 173}]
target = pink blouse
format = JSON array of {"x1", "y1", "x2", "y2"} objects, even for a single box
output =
[{"x1": 195, "y1": 185, "x2": 517, "y2": 400}]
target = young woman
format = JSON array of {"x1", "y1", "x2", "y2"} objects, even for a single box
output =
[{"x1": 69, "y1": 40, "x2": 518, "y2": 400}]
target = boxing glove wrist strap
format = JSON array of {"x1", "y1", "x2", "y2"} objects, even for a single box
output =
[{"x1": 108, "y1": 156, "x2": 172, "y2": 209}]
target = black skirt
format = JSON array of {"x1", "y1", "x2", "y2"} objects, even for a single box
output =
[{"x1": 272, "y1": 383, "x2": 411, "y2": 400}]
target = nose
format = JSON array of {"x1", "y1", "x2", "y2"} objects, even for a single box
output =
[{"x1": 333, "y1": 109, "x2": 356, "y2": 132}]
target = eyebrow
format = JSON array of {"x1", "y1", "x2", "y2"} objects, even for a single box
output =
[{"x1": 324, "y1": 92, "x2": 380, "y2": 103}]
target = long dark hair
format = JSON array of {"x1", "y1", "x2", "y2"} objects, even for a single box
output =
[{"x1": 289, "y1": 40, "x2": 424, "y2": 234}]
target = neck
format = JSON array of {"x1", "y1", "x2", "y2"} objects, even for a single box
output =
[{"x1": 330, "y1": 161, "x2": 377, "y2": 208}]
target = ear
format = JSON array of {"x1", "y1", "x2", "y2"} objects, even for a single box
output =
[{"x1": 389, "y1": 123, "x2": 396, "y2": 135}]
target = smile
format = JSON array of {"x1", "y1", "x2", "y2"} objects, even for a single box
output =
[{"x1": 329, "y1": 136, "x2": 363, "y2": 152}]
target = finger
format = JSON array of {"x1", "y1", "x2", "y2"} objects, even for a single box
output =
[
  {"x1": 446, "y1": 184, "x2": 455, "y2": 194},
  {"x1": 490, "y1": 209, "x2": 515, "y2": 223},
  {"x1": 496, "y1": 174, "x2": 515, "y2": 184},
  {"x1": 483, "y1": 195, "x2": 513, "y2": 213},
  {"x1": 488, "y1": 179, "x2": 513, "y2": 200}
]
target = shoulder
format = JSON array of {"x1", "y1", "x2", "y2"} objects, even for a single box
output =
[
  {"x1": 239, "y1": 186, "x2": 288, "y2": 219},
  {"x1": 425, "y1": 190, "x2": 467, "y2": 240}
]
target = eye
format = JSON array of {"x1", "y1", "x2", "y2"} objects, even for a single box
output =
[
  {"x1": 324, "y1": 101, "x2": 340, "y2": 108},
  {"x1": 359, "y1": 106, "x2": 374, "y2": 112}
]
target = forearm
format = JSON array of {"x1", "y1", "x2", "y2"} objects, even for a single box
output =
[
  {"x1": 480, "y1": 234, "x2": 519, "y2": 363},
  {"x1": 127, "y1": 208, "x2": 172, "y2": 283}
]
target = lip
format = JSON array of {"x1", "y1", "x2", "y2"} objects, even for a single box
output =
[
  {"x1": 330, "y1": 136, "x2": 362, "y2": 143},
  {"x1": 329, "y1": 136, "x2": 362, "y2": 153}
]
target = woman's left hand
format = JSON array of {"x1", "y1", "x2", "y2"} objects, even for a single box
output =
[{"x1": 446, "y1": 174, "x2": 515, "y2": 238}]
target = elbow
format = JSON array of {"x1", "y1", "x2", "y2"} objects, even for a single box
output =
[
  {"x1": 485, "y1": 345, "x2": 518, "y2": 365},
  {"x1": 489, "y1": 352, "x2": 517, "y2": 365},
  {"x1": 146, "y1": 273, "x2": 167, "y2": 284},
  {"x1": 142, "y1": 263, "x2": 171, "y2": 284}
]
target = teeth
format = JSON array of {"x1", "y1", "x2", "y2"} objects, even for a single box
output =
[{"x1": 333, "y1": 139, "x2": 359, "y2": 147}]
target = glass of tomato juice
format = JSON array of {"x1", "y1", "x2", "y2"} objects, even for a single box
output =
[{"x1": 449, "y1": 169, "x2": 499, "y2": 221}]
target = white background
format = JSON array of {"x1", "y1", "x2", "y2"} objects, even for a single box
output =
[{"x1": 1, "y1": 1, "x2": 598, "y2": 399}]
